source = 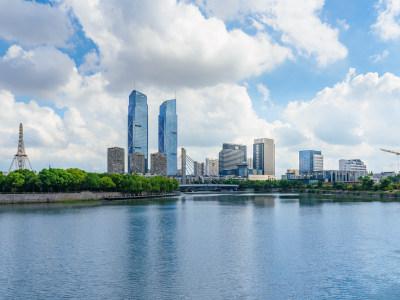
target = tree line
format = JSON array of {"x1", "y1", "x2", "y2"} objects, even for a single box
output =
[
  {"x1": 0, "y1": 169, "x2": 179, "y2": 193},
  {"x1": 219, "y1": 175, "x2": 400, "y2": 192}
]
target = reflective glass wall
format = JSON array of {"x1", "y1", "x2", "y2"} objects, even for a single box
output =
[{"x1": 158, "y1": 99, "x2": 177, "y2": 176}]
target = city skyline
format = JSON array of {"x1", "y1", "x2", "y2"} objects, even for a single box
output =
[{"x1": 0, "y1": 0, "x2": 399, "y2": 177}]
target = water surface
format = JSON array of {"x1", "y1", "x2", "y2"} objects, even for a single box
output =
[{"x1": 1, "y1": 193, "x2": 400, "y2": 299}]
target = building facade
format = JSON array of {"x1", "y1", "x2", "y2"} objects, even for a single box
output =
[
  {"x1": 194, "y1": 161, "x2": 205, "y2": 177},
  {"x1": 299, "y1": 150, "x2": 323, "y2": 174},
  {"x1": 129, "y1": 152, "x2": 145, "y2": 174},
  {"x1": 205, "y1": 158, "x2": 219, "y2": 176},
  {"x1": 107, "y1": 147, "x2": 125, "y2": 174},
  {"x1": 158, "y1": 99, "x2": 177, "y2": 176},
  {"x1": 151, "y1": 152, "x2": 167, "y2": 176},
  {"x1": 253, "y1": 138, "x2": 275, "y2": 175},
  {"x1": 219, "y1": 143, "x2": 247, "y2": 175},
  {"x1": 339, "y1": 159, "x2": 367, "y2": 174},
  {"x1": 128, "y1": 89, "x2": 148, "y2": 173}
]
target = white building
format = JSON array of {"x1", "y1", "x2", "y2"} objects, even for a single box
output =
[
  {"x1": 205, "y1": 158, "x2": 219, "y2": 176},
  {"x1": 339, "y1": 159, "x2": 367, "y2": 174}
]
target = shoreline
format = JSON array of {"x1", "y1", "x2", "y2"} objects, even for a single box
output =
[{"x1": 0, "y1": 191, "x2": 180, "y2": 204}]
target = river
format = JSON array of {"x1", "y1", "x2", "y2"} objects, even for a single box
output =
[{"x1": 1, "y1": 193, "x2": 400, "y2": 299}]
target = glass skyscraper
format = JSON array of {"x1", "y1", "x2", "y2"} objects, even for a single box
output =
[
  {"x1": 128, "y1": 90, "x2": 148, "y2": 173},
  {"x1": 299, "y1": 150, "x2": 323, "y2": 174},
  {"x1": 158, "y1": 99, "x2": 177, "y2": 176}
]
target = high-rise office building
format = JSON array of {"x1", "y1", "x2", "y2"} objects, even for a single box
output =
[
  {"x1": 194, "y1": 161, "x2": 205, "y2": 177},
  {"x1": 151, "y1": 152, "x2": 167, "y2": 176},
  {"x1": 299, "y1": 150, "x2": 323, "y2": 173},
  {"x1": 128, "y1": 89, "x2": 148, "y2": 173},
  {"x1": 205, "y1": 158, "x2": 219, "y2": 176},
  {"x1": 158, "y1": 99, "x2": 177, "y2": 176},
  {"x1": 339, "y1": 159, "x2": 367, "y2": 173},
  {"x1": 219, "y1": 143, "x2": 246, "y2": 175},
  {"x1": 253, "y1": 138, "x2": 275, "y2": 175},
  {"x1": 107, "y1": 147, "x2": 125, "y2": 174},
  {"x1": 130, "y1": 152, "x2": 146, "y2": 174}
]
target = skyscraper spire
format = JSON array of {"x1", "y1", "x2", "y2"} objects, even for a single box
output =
[{"x1": 8, "y1": 123, "x2": 33, "y2": 172}]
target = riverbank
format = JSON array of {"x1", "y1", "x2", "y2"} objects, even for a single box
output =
[
  {"x1": 304, "y1": 189, "x2": 400, "y2": 200},
  {"x1": 0, "y1": 191, "x2": 180, "y2": 204}
]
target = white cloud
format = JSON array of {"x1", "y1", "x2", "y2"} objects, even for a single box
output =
[
  {"x1": 0, "y1": 0, "x2": 72, "y2": 47},
  {"x1": 0, "y1": 45, "x2": 76, "y2": 98},
  {"x1": 372, "y1": 0, "x2": 400, "y2": 40},
  {"x1": 196, "y1": 0, "x2": 348, "y2": 66},
  {"x1": 60, "y1": 0, "x2": 292, "y2": 91},
  {"x1": 337, "y1": 19, "x2": 349, "y2": 31},
  {"x1": 257, "y1": 83, "x2": 271, "y2": 102},
  {"x1": 370, "y1": 49, "x2": 389, "y2": 63},
  {"x1": 284, "y1": 69, "x2": 400, "y2": 172}
]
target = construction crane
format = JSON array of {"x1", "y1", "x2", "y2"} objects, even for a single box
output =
[{"x1": 380, "y1": 148, "x2": 400, "y2": 156}]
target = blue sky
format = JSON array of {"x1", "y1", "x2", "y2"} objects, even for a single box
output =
[{"x1": 0, "y1": 0, "x2": 399, "y2": 175}]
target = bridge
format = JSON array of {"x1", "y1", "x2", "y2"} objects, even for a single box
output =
[{"x1": 179, "y1": 184, "x2": 239, "y2": 192}]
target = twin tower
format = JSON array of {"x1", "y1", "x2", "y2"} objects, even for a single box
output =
[{"x1": 128, "y1": 90, "x2": 177, "y2": 175}]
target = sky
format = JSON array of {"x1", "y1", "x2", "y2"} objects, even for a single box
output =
[{"x1": 0, "y1": 0, "x2": 400, "y2": 176}]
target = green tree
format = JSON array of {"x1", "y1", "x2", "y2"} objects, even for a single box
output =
[
  {"x1": 101, "y1": 176, "x2": 116, "y2": 191},
  {"x1": 379, "y1": 178, "x2": 392, "y2": 190},
  {"x1": 361, "y1": 176, "x2": 374, "y2": 190},
  {"x1": 5, "y1": 172, "x2": 25, "y2": 192},
  {"x1": 67, "y1": 168, "x2": 87, "y2": 191},
  {"x1": 84, "y1": 173, "x2": 102, "y2": 191}
]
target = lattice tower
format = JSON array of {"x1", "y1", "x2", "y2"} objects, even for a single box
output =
[{"x1": 8, "y1": 123, "x2": 33, "y2": 172}]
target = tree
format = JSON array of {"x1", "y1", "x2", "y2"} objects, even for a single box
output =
[
  {"x1": 84, "y1": 173, "x2": 102, "y2": 191},
  {"x1": 101, "y1": 176, "x2": 116, "y2": 191},
  {"x1": 67, "y1": 168, "x2": 87, "y2": 191},
  {"x1": 361, "y1": 176, "x2": 374, "y2": 190},
  {"x1": 379, "y1": 178, "x2": 391, "y2": 190},
  {"x1": 5, "y1": 172, "x2": 25, "y2": 192}
]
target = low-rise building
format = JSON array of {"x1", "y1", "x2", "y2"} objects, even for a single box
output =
[
  {"x1": 339, "y1": 159, "x2": 367, "y2": 173},
  {"x1": 248, "y1": 174, "x2": 276, "y2": 181},
  {"x1": 372, "y1": 171, "x2": 397, "y2": 183}
]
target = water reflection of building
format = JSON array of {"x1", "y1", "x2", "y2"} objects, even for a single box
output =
[{"x1": 253, "y1": 196, "x2": 275, "y2": 207}]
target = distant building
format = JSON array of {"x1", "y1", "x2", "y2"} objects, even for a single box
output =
[
  {"x1": 300, "y1": 170, "x2": 364, "y2": 184},
  {"x1": 158, "y1": 99, "x2": 177, "y2": 176},
  {"x1": 253, "y1": 138, "x2": 275, "y2": 175},
  {"x1": 130, "y1": 152, "x2": 145, "y2": 174},
  {"x1": 219, "y1": 143, "x2": 246, "y2": 175},
  {"x1": 151, "y1": 152, "x2": 167, "y2": 176},
  {"x1": 247, "y1": 158, "x2": 253, "y2": 169},
  {"x1": 299, "y1": 150, "x2": 323, "y2": 174},
  {"x1": 339, "y1": 159, "x2": 367, "y2": 174},
  {"x1": 107, "y1": 147, "x2": 125, "y2": 174},
  {"x1": 287, "y1": 169, "x2": 299, "y2": 175},
  {"x1": 128, "y1": 90, "x2": 148, "y2": 173},
  {"x1": 194, "y1": 161, "x2": 205, "y2": 177},
  {"x1": 205, "y1": 158, "x2": 219, "y2": 176},
  {"x1": 237, "y1": 163, "x2": 248, "y2": 177},
  {"x1": 248, "y1": 174, "x2": 275, "y2": 181},
  {"x1": 372, "y1": 171, "x2": 397, "y2": 183},
  {"x1": 281, "y1": 169, "x2": 301, "y2": 180}
]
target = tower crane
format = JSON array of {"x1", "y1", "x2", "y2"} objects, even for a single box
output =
[{"x1": 380, "y1": 148, "x2": 400, "y2": 155}]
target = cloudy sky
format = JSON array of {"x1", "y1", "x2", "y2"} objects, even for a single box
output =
[{"x1": 0, "y1": 0, "x2": 400, "y2": 176}]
